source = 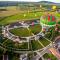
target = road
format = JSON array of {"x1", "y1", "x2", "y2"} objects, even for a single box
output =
[
  {"x1": 33, "y1": 43, "x2": 52, "y2": 60},
  {"x1": 49, "y1": 48, "x2": 60, "y2": 60}
]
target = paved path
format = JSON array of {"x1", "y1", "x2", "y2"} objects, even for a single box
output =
[
  {"x1": 55, "y1": 36, "x2": 60, "y2": 41},
  {"x1": 38, "y1": 40, "x2": 45, "y2": 47},
  {"x1": 27, "y1": 27, "x2": 34, "y2": 36},
  {"x1": 34, "y1": 43, "x2": 52, "y2": 60}
]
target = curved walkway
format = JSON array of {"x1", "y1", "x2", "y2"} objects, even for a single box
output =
[{"x1": 2, "y1": 21, "x2": 42, "y2": 43}]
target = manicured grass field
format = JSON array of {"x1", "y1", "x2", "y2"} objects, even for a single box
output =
[
  {"x1": 55, "y1": 13, "x2": 60, "y2": 18},
  {"x1": 0, "y1": 12, "x2": 43, "y2": 25},
  {"x1": 43, "y1": 53, "x2": 57, "y2": 60},
  {"x1": 31, "y1": 40, "x2": 43, "y2": 50},
  {"x1": 10, "y1": 28, "x2": 32, "y2": 37},
  {"x1": 29, "y1": 24, "x2": 42, "y2": 34},
  {"x1": 0, "y1": 11, "x2": 60, "y2": 25},
  {"x1": 39, "y1": 37, "x2": 50, "y2": 46}
]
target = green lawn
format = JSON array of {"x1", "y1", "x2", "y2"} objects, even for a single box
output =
[
  {"x1": 45, "y1": 27, "x2": 54, "y2": 40},
  {"x1": 51, "y1": 26, "x2": 60, "y2": 41},
  {"x1": 0, "y1": 12, "x2": 43, "y2": 25},
  {"x1": 10, "y1": 28, "x2": 32, "y2": 37},
  {"x1": 29, "y1": 24, "x2": 42, "y2": 34},
  {"x1": 43, "y1": 53, "x2": 58, "y2": 60},
  {"x1": 45, "y1": 32, "x2": 52, "y2": 40},
  {"x1": 0, "y1": 11, "x2": 60, "y2": 25},
  {"x1": 0, "y1": 38, "x2": 7, "y2": 43},
  {"x1": 2, "y1": 39, "x2": 28, "y2": 50},
  {"x1": 39, "y1": 37, "x2": 50, "y2": 46},
  {"x1": 55, "y1": 13, "x2": 60, "y2": 18},
  {"x1": 8, "y1": 53, "x2": 19, "y2": 60},
  {"x1": 31, "y1": 40, "x2": 43, "y2": 50},
  {"x1": 58, "y1": 21, "x2": 60, "y2": 24},
  {"x1": 17, "y1": 42, "x2": 28, "y2": 50},
  {"x1": 2, "y1": 39, "x2": 16, "y2": 48}
]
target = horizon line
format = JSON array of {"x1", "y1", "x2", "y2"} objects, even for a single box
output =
[{"x1": 0, "y1": 0, "x2": 60, "y2": 3}]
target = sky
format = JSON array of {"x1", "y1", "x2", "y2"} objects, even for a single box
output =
[{"x1": 0, "y1": 0, "x2": 60, "y2": 3}]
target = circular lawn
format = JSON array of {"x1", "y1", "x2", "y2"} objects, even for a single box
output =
[{"x1": 9, "y1": 27, "x2": 32, "y2": 37}]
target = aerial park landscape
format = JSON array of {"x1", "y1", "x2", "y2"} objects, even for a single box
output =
[{"x1": 0, "y1": 0, "x2": 60, "y2": 60}]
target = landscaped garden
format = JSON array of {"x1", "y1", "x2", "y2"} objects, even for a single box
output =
[
  {"x1": 0, "y1": 3, "x2": 60, "y2": 60},
  {"x1": 0, "y1": 38, "x2": 29, "y2": 51},
  {"x1": 3, "y1": 40, "x2": 28, "y2": 50},
  {"x1": 9, "y1": 28, "x2": 32, "y2": 37}
]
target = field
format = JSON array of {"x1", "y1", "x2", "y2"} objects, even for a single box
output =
[
  {"x1": 0, "y1": 38, "x2": 29, "y2": 51},
  {"x1": 0, "y1": 37, "x2": 51, "y2": 51},
  {"x1": 0, "y1": 11, "x2": 60, "y2": 25},
  {"x1": 0, "y1": 12, "x2": 43, "y2": 25},
  {"x1": 10, "y1": 28, "x2": 32, "y2": 37},
  {"x1": 29, "y1": 24, "x2": 42, "y2": 34},
  {"x1": 30, "y1": 40, "x2": 43, "y2": 50},
  {"x1": 9, "y1": 24, "x2": 42, "y2": 37},
  {"x1": 0, "y1": 6, "x2": 21, "y2": 17},
  {"x1": 39, "y1": 37, "x2": 50, "y2": 46},
  {"x1": 43, "y1": 53, "x2": 58, "y2": 60},
  {"x1": 29, "y1": 37, "x2": 50, "y2": 50}
]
